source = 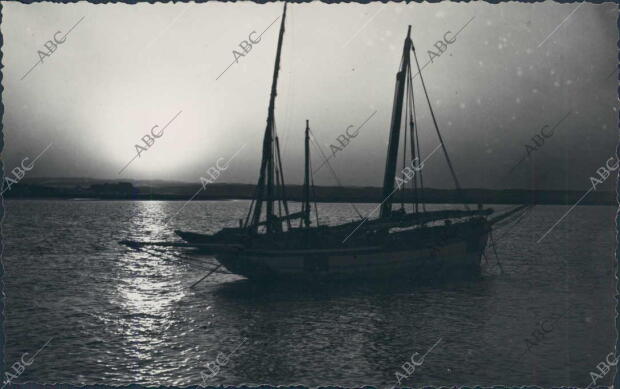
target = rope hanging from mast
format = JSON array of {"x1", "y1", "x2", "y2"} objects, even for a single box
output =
[
  {"x1": 274, "y1": 130, "x2": 292, "y2": 230},
  {"x1": 308, "y1": 129, "x2": 364, "y2": 220},
  {"x1": 400, "y1": 103, "x2": 408, "y2": 211},
  {"x1": 410, "y1": 42, "x2": 470, "y2": 211},
  {"x1": 407, "y1": 65, "x2": 426, "y2": 213}
]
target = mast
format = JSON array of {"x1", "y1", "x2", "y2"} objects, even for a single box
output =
[
  {"x1": 380, "y1": 26, "x2": 412, "y2": 218},
  {"x1": 248, "y1": 2, "x2": 288, "y2": 233},
  {"x1": 302, "y1": 119, "x2": 311, "y2": 227}
]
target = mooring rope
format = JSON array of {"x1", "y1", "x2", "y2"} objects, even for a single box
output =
[{"x1": 133, "y1": 246, "x2": 231, "y2": 275}]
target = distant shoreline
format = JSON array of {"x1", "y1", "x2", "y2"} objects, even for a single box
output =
[
  {"x1": 2, "y1": 182, "x2": 616, "y2": 206},
  {"x1": 2, "y1": 198, "x2": 616, "y2": 206}
]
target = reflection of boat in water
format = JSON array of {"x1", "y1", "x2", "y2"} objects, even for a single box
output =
[{"x1": 121, "y1": 3, "x2": 528, "y2": 282}]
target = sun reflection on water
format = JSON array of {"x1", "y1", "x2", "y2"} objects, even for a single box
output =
[{"x1": 112, "y1": 201, "x2": 188, "y2": 361}]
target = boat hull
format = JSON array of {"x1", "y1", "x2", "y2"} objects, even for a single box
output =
[{"x1": 214, "y1": 227, "x2": 489, "y2": 282}]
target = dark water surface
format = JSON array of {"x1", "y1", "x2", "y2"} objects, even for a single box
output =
[{"x1": 3, "y1": 200, "x2": 616, "y2": 387}]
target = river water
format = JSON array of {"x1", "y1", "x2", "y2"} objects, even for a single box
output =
[{"x1": 3, "y1": 200, "x2": 616, "y2": 387}]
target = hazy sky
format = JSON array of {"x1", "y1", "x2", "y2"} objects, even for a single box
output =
[{"x1": 1, "y1": 1, "x2": 618, "y2": 190}]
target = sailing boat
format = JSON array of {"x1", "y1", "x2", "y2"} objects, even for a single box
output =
[{"x1": 122, "y1": 3, "x2": 528, "y2": 281}]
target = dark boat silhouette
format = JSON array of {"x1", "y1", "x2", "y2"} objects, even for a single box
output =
[{"x1": 121, "y1": 3, "x2": 528, "y2": 282}]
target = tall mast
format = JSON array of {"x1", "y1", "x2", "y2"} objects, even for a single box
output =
[
  {"x1": 380, "y1": 26, "x2": 412, "y2": 218},
  {"x1": 248, "y1": 2, "x2": 288, "y2": 233},
  {"x1": 302, "y1": 119, "x2": 311, "y2": 228}
]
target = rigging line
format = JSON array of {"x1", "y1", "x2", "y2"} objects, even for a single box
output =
[
  {"x1": 406, "y1": 70, "x2": 418, "y2": 213},
  {"x1": 141, "y1": 246, "x2": 194, "y2": 260},
  {"x1": 190, "y1": 264, "x2": 231, "y2": 274},
  {"x1": 307, "y1": 129, "x2": 364, "y2": 220},
  {"x1": 401, "y1": 80, "x2": 410, "y2": 211},
  {"x1": 494, "y1": 217, "x2": 527, "y2": 243},
  {"x1": 189, "y1": 264, "x2": 223, "y2": 289},
  {"x1": 493, "y1": 207, "x2": 533, "y2": 243},
  {"x1": 276, "y1": 157, "x2": 285, "y2": 224},
  {"x1": 274, "y1": 132, "x2": 292, "y2": 230},
  {"x1": 248, "y1": 166, "x2": 265, "y2": 229},
  {"x1": 139, "y1": 248, "x2": 231, "y2": 274},
  {"x1": 481, "y1": 251, "x2": 490, "y2": 265},
  {"x1": 404, "y1": 70, "x2": 416, "y2": 213},
  {"x1": 243, "y1": 146, "x2": 263, "y2": 228},
  {"x1": 409, "y1": 65, "x2": 426, "y2": 212},
  {"x1": 309, "y1": 157, "x2": 321, "y2": 227},
  {"x1": 243, "y1": 178, "x2": 259, "y2": 228},
  {"x1": 140, "y1": 248, "x2": 224, "y2": 270},
  {"x1": 174, "y1": 253, "x2": 225, "y2": 268},
  {"x1": 488, "y1": 229, "x2": 504, "y2": 275},
  {"x1": 274, "y1": 159, "x2": 283, "y2": 221},
  {"x1": 143, "y1": 247, "x2": 230, "y2": 273},
  {"x1": 414, "y1": 127, "x2": 426, "y2": 212},
  {"x1": 273, "y1": 132, "x2": 284, "y2": 223},
  {"x1": 248, "y1": 124, "x2": 272, "y2": 230},
  {"x1": 280, "y1": 11, "x2": 295, "y2": 162},
  {"x1": 414, "y1": 118, "x2": 426, "y2": 212},
  {"x1": 308, "y1": 132, "x2": 363, "y2": 220},
  {"x1": 342, "y1": 143, "x2": 442, "y2": 244},
  {"x1": 243, "y1": 197, "x2": 257, "y2": 228},
  {"x1": 411, "y1": 45, "x2": 470, "y2": 211},
  {"x1": 266, "y1": 127, "x2": 276, "y2": 231}
]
